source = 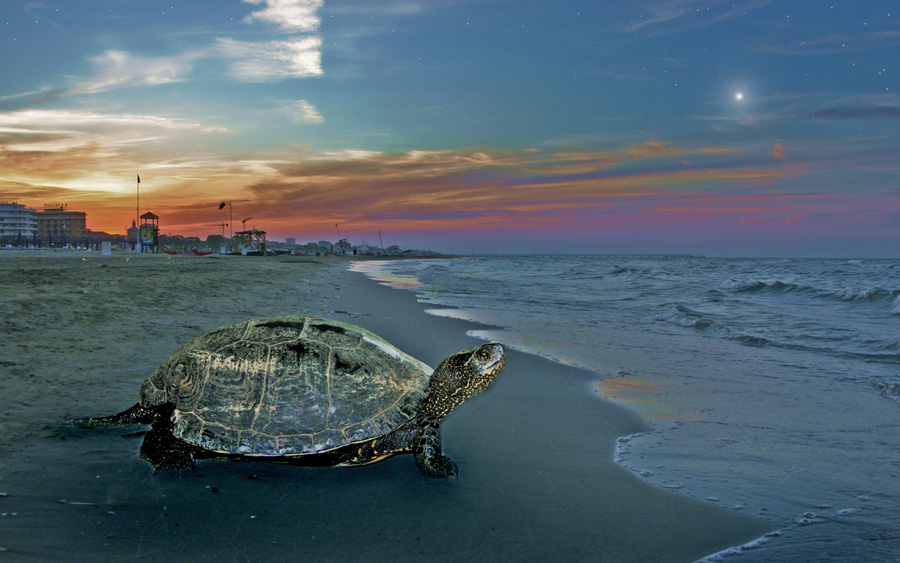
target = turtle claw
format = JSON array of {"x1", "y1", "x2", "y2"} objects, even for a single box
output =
[
  {"x1": 149, "y1": 454, "x2": 195, "y2": 476},
  {"x1": 415, "y1": 446, "x2": 459, "y2": 479},
  {"x1": 140, "y1": 426, "x2": 199, "y2": 475},
  {"x1": 414, "y1": 422, "x2": 459, "y2": 478},
  {"x1": 422, "y1": 455, "x2": 458, "y2": 479}
]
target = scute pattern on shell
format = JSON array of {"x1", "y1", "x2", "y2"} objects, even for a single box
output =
[{"x1": 138, "y1": 316, "x2": 433, "y2": 456}]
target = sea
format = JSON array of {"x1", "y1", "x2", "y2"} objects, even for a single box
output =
[{"x1": 351, "y1": 256, "x2": 900, "y2": 562}]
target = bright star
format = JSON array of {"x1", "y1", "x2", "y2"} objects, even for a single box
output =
[{"x1": 735, "y1": 92, "x2": 744, "y2": 101}]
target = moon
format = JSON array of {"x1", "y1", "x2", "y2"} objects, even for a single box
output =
[{"x1": 735, "y1": 91, "x2": 744, "y2": 101}]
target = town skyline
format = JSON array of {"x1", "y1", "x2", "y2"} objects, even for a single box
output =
[{"x1": 2, "y1": 1, "x2": 899, "y2": 257}]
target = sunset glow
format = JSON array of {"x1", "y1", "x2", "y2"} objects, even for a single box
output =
[{"x1": 2, "y1": 1, "x2": 898, "y2": 256}]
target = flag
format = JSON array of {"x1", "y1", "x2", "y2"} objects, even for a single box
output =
[{"x1": 137, "y1": 174, "x2": 141, "y2": 183}]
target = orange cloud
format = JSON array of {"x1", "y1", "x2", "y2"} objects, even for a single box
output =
[
  {"x1": 0, "y1": 110, "x2": 807, "y2": 239},
  {"x1": 770, "y1": 143, "x2": 786, "y2": 159},
  {"x1": 622, "y1": 140, "x2": 743, "y2": 161}
]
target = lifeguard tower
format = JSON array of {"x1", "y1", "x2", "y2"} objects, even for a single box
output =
[
  {"x1": 232, "y1": 229, "x2": 267, "y2": 256},
  {"x1": 139, "y1": 211, "x2": 159, "y2": 253}
]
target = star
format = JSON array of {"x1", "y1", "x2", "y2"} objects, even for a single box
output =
[{"x1": 735, "y1": 92, "x2": 744, "y2": 101}]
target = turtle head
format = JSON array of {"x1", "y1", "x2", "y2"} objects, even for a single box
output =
[{"x1": 421, "y1": 342, "x2": 506, "y2": 420}]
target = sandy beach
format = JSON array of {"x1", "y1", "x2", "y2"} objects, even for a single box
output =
[{"x1": 0, "y1": 252, "x2": 770, "y2": 562}]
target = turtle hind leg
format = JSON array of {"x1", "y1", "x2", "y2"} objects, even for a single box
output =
[
  {"x1": 413, "y1": 422, "x2": 458, "y2": 479},
  {"x1": 140, "y1": 425, "x2": 206, "y2": 475},
  {"x1": 71, "y1": 402, "x2": 160, "y2": 427}
]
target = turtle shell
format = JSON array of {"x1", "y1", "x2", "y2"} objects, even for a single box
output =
[{"x1": 138, "y1": 316, "x2": 433, "y2": 457}]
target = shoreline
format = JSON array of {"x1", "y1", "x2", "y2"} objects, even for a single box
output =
[
  {"x1": 0, "y1": 253, "x2": 771, "y2": 561},
  {"x1": 332, "y1": 261, "x2": 774, "y2": 561}
]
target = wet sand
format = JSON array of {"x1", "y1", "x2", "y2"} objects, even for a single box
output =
[{"x1": 0, "y1": 252, "x2": 771, "y2": 561}]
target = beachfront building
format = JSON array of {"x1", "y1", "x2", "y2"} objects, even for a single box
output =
[
  {"x1": 0, "y1": 202, "x2": 38, "y2": 243},
  {"x1": 126, "y1": 220, "x2": 139, "y2": 250},
  {"x1": 354, "y1": 244, "x2": 381, "y2": 255},
  {"x1": 36, "y1": 205, "x2": 87, "y2": 241}
]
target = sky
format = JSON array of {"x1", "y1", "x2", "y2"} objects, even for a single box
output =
[{"x1": 1, "y1": 0, "x2": 899, "y2": 257}]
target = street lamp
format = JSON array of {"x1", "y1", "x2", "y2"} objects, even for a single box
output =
[{"x1": 218, "y1": 201, "x2": 233, "y2": 244}]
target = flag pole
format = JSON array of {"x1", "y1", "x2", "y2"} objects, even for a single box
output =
[{"x1": 136, "y1": 174, "x2": 141, "y2": 225}]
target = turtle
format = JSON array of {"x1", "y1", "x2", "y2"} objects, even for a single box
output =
[{"x1": 76, "y1": 316, "x2": 506, "y2": 478}]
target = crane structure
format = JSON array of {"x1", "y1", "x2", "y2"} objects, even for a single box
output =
[{"x1": 204, "y1": 223, "x2": 228, "y2": 237}]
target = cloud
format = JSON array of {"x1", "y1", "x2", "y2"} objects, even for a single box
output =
[
  {"x1": 0, "y1": 112, "x2": 816, "y2": 240},
  {"x1": 757, "y1": 30, "x2": 900, "y2": 55},
  {"x1": 233, "y1": 0, "x2": 325, "y2": 81},
  {"x1": 702, "y1": 93, "x2": 900, "y2": 129},
  {"x1": 283, "y1": 99, "x2": 324, "y2": 123},
  {"x1": 328, "y1": 1, "x2": 426, "y2": 16},
  {"x1": 314, "y1": 149, "x2": 382, "y2": 160},
  {"x1": 73, "y1": 50, "x2": 201, "y2": 94},
  {"x1": 216, "y1": 37, "x2": 323, "y2": 81},
  {"x1": 0, "y1": 87, "x2": 68, "y2": 111},
  {"x1": 18, "y1": 1, "x2": 326, "y2": 102},
  {"x1": 232, "y1": 145, "x2": 802, "y2": 237},
  {"x1": 770, "y1": 143, "x2": 786, "y2": 159},
  {"x1": 243, "y1": 0, "x2": 323, "y2": 33},
  {"x1": 0, "y1": 109, "x2": 229, "y2": 148},
  {"x1": 0, "y1": 50, "x2": 203, "y2": 101},
  {"x1": 740, "y1": 212, "x2": 810, "y2": 226},
  {"x1": 0, "y1": 109, "x2": 233, "y2": 192},
  {"x1": 625, "y1": 0, "x2": 774, "y2": 35},
  {"x1": 810, "y1": 105, "x2": 900, "y2": 121}
]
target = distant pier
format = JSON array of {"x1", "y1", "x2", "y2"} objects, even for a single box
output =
[{"x1": 455, "y1": 253, "x2": 705, "y2": 259}]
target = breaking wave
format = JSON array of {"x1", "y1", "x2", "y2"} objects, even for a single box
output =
[
  {"x1": 656, "y1": 302, "x2": 898, "y2": 360},
  {"x1": 721, "y1": 278, "x2": 899, "y2": 303},
  {"x1": 872, "y1": 379, "x2": 900, "y2": 405},
  {"x1": 656, "y1": 304, "x2": 773, "y2": 347},
  {"x1": 655, "y1": 304, "x2": 719, "y2": 330}
]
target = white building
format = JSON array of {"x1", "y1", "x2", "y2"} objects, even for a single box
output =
[{"x1": 0, "y1": 202, "x2": 37, "y2": 240}]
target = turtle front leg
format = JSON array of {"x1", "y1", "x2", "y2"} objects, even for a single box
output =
[
  {"x1": 414, "y1": 421, "x2": 458, "y2": 479},
  {"x1": 140, "y1": 425, "x2": 205, "y2": 475}
]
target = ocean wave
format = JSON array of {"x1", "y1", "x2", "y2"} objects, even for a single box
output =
[
  {"x1": 656, "y1": 304, "x2": 789, "y2": 351},
  {"x1": 608, "y1": 266, "x2": 636, "y2": 276},
  {"x1": 720, "y1": 278, "x2": 900, "y2": 307},
  {"x1": 658, "y1": 302, "x2": 900, "y2": 361},
  {"x1": 872, "y1": 379, "x2": 900, "y2": 405},
  {"x1": 735, "y1": 334, "x2": 771, "y2": 347},
  {"x1": 719, "y1": 278, "x2": 828, "y2": 298},
  {"x1": 838, "y1": 287, "x2": 900, "y2": 302},
  {"x1": 719, "y1": 279, "x2": 796, "y2": 293},
  {"x1": 655, "y1": 304, "x2": 719, "y2": 330},
  {"x1": 567, "y1": 264, "x2": 637, "y2": 280}
]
